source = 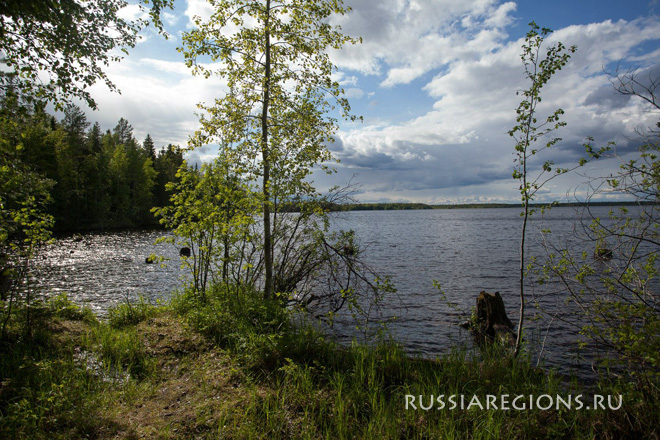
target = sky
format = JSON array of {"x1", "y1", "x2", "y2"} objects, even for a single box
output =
[{"x1": 79, "y1": 0, "x2": 660, "y2": 204}]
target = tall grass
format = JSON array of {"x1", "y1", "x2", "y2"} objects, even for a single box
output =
[
  {"x1": 170, "y1": 283, "x2": 290, "y2": 371},
  {"x1": 0, "y1": 294, "x2": 156, "y2": 438},
  {"x1": 172, "y1": 283, "x2": 660, "y2": 439},
  {"x1": 107, "y1": 294, "x2": 159, "y2": 328}
]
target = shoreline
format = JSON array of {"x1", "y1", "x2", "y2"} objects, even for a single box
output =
[{"x1": 336, "y1": 201, "x2": 647, "y2": 211}]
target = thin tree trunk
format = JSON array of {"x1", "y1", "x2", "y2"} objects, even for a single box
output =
[
  {"x1": 514, "y1": 107, "x2": 532, "y2": 358},
  {"x1": 262, "y1": 0, "x2": 273, "y2": 300},
  {"x1": 514, "y1": 199, "x2": 527, "y2": 357},
  {"x1": 223, "y1": 236, "x2": 229, "y2": 282}
]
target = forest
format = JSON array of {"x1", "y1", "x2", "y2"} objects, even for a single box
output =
[{"x1": 1, "y1": 94, "x2": 183, "y2": 231}]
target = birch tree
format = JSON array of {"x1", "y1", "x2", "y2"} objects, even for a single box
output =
[
  {"x1": 180, "y1": 0, "x2": 359, "y2": 299},
  {"x1": 509, "y1": 23, "x2": 576, "y2": 357}
]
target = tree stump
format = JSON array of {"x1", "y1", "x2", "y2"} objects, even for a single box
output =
[{"x1": 475, "y1": 291, "x2": 515, "y2": 344}]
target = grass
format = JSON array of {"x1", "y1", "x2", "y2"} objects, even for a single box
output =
[{"x1": 0, "y1": 289, "x2": 658, "y2": 439}]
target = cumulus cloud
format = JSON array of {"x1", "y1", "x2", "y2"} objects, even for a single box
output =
[
  {"x1": 118, "y1": 3, "x2": 148, "y2": 21},
  {"x1": 330, "y1": 0, "x2": 517, "y2": 87},
  {"x1": 79, "y1": 57, "x2": 228, "y2": 149},
  {"x1": 184, "y1": 0, "x2": 215, "y2": 27},
  {"x1": 329, "y1": 5, "x2": 660, "y2": 203}
]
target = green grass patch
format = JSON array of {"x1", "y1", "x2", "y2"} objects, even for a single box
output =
[{"x1": 0, "y1": 294, "x2": 159, "y2": 438}]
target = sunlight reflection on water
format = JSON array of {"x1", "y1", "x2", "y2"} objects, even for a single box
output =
[{"x1": 31, "y1": 229, "x2": 184, "y2": 316}]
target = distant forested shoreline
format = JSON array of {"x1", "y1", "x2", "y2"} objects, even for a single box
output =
[{"x1": 330, "y1": 201, "x2": 643, "y2": 211}]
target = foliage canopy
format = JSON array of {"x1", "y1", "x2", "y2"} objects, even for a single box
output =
[{"x1": 0, "y1": 0, "x2": 141, "y2": 110}]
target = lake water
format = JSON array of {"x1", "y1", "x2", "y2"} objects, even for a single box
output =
[
  {"x1": 327, "y1": 207, "x2": 594, "y2": 373},
  {"x1": 29, "y1": 206, "x2": 632, "y2": 378}
]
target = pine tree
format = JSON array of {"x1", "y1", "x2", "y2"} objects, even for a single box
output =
[
  {"x1": 113, "y1": 117, "x2": 134, "y2": 145},
  {"x1": 143, "y1": 133, "x2": 156, "y2": 161}
]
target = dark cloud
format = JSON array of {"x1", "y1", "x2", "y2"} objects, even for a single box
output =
[
  {"x1": 333, "y1": 140, "x2": 514, "y2": 193},
  {"x1": 184, "y1": 151, "x2": 203, "y2": 169},
  {"x1": 583, "y1": 85, "x2": 631, "y2": 110},
  {"x1": 327, "y1": 137, "x2": 345, "y2": 153},
  {"x1": 339, "y1": 151, "x2": 399, "y2": 169}
]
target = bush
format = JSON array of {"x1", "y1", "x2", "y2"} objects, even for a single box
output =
[
  {"x1": 537, "y1": 67, "x2": 660, "y2": 390},
  {"x1": 172, "y1": 283, "x2": 289, "y2": 371}
]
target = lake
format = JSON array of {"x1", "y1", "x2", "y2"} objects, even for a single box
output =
[{"x1": 29, "y1": 206, "x2": 631, "y2": 378}]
